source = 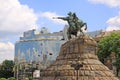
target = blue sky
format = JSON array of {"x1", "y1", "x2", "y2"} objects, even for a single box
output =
[
  {"x1": 19, "y1": 0, "x2": 119, "y2": 32},
  {"x1": 0, "y1": 0, "x2": 120, "y2": 63}
]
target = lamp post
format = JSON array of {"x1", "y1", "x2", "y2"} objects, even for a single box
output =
[
  {"x1": 71, "y1": 63, "x2": 83, "y2": 80},
  {"x1": 71, "y1": 56, "x2": 83, "y2": 80}
]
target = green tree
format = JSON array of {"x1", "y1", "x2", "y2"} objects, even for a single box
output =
[
  {"x1": 0, "y1": 60, "x2": 14, "y2": 78},
  {"x1": 0, "y1": 78, "x2": 6, "y2": 80},
  {"x1": 9, "y1": 77, "x2": 16, "y2": 80},
  {"x1": 97, "y1": 33, "x2": 120, "y2": 76},
  {"x1": 113, "y1": 55, "x2": 120, "y2": 77}
]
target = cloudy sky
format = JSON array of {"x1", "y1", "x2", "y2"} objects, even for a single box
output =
[{"x1": 0, "y1": 0, "x2": 120, "y2": 63}]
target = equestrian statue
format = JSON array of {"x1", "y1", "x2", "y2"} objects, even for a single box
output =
[{"x1": 53, "y1": 12, "x2": 87, "y2": 40}]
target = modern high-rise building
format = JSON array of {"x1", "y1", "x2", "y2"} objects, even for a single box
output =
[
  {"x1": 15, "y1": 26, "x2": 68, "y2": 64},
  {"x1": 14, "y1": 26, "x2": 68, "y2": 79}
]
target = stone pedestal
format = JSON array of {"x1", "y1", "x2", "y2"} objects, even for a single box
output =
[{"x1": 41, "y1": 35, "x2": 119, "y2": 80}]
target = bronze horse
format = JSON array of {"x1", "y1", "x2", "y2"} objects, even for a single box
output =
[
  {"x1": 67, "y1": 13, "x2": 87, "y2": 39},
  {"x1": 53, "y1": 12, "x2": 87, "y2": 40},
  {"x1": 67, "y1": 19, "x2": 87, "y2": 39}
]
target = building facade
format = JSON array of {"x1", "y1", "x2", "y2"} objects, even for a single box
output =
[
  {"x1": 14, "y1": 26, "x2": 68, "y2": 79},
  {"x1": 15, "y1": 26, "x2": 69, "y2": 62}
]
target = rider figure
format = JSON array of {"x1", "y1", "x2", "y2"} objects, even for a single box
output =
[
  {"x1": 73, "y1": 13, "x2": 83, "y2": 29},
  {"x1": 53, "y1": 12, "x2": 87, "y2": 39},
  {"x1": 54, "y1": 12, "x2": 76, "y2": 30},
  {"x1": 67, "y1": 12, "x2": 76, "y2": 30}
]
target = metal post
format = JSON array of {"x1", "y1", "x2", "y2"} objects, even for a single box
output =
[
  {"x1": 71, "y1": 63, "x2": 83, "y2": 80},
  {"x1": 76, "y1": 70, "x2": 78, "y2": 80}
]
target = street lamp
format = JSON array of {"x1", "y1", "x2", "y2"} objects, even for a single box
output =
[
  {"x1": 71, "y1": 56, "x2": 83, "y2": 80},
  {"x1": 71, "y1": 63, "x2": 83, "y2": 80}
]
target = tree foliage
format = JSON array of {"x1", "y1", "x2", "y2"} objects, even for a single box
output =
[
  {"x1": 9, "y1": 77, "x2": 16, "y2": 80},
  {"x1": 0, "y1": 60, "x2": 14, "y2": 78},
  {"x1": 0, "y1": 78, "x2": 6, "y2": 80},
  {"x1": 97, "y1": 33, "x2": 120, "y2": 76}
]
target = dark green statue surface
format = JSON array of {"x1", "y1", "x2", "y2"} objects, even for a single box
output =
[{"x1": 54, "y1": 12, "x2": 87, "y2": 40}]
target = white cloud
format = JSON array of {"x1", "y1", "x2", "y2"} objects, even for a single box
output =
[
  {"x1": 0, "y1": 0, "x2": 38, "y2": 35},
  {"x1": 0, "y1": 0, "x2": 38, "y2": 63},
  {"x1": 88, "y1": 0, "x2": 120, "y2": 7},
  {"x1": 39, "y1": 12, "x2": 67, "y2": 25},
  {"x1": 88, "y1": 0, "x2": 120, "y2": 31},
  {"x1": 106, "y1": 12, "x2": 120, "y2": 31},
  {"x1": 0, "y1": 42, "x2": 14, "y2": 63}
]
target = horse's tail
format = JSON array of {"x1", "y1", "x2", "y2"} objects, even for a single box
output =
[
  {"x1": 82, "y1": 23, "x2": 87, "y2": 30},
  {"x1": 84, "y1": 23, "x2": 87, "y2": 30}
]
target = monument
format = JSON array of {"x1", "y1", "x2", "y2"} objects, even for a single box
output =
[
  {"x1": 41, "y1": 12, "x2": 119, "y2": 80},
  {"x1": 53, "y1": 12, "x2": 87, "y2": 40}
]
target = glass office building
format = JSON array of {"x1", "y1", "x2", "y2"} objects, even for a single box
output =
[
  {"x1": 14, "y1": 26, "x2": 68, "y2": 79},
  {"x1": 15, "y1": 27, "x2": 68, "y2": 64}
]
